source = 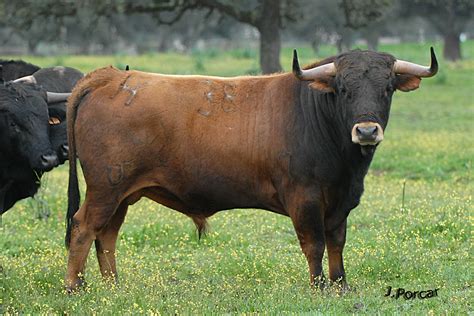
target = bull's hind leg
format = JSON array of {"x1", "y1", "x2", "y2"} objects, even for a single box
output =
[
  {"x1": 95, "y1": 202, "x2": 128, "y2": 282},
  {"x1": 65, "y1": 195, "x2": 120, "y2": 293},
  {"x1": 65, "y1": 204, "x2": 94, "y2": 292}
]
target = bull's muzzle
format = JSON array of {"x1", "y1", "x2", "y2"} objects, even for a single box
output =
[
  {"x1": 351, "y1": 122, "x2": 384, "y2": 146},
  {"x1": 39, "y1": 153, "x2": 59, "y2": 171}
]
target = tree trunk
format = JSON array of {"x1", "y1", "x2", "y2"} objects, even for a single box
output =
[
  {"x1": 443, "y1": 32, "x2": 461, "y2": 61},
  {"x1": 78, "y1": 41, "x2": 92, "y2": 55},
  {"x1": 157, "y1": 31, "x2": 171, "y2": 52},
  {"x1": 27, "y1": 40, "x2": 38, "y2": 55},
  {"x1": 365, "y1": 31, "x2": 379, "y2": 51},
  {"x1": 336, "y1": 36, "x2": 343, "y2": 54},
  {"x1": 311, "y1": 37, "x2": 320, "y2": 54},
  {"x1": 257, "y1": 0, "x2": 282, "y2": 74}
]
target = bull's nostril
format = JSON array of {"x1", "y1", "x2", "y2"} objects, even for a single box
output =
[{"x1": 356, "y1": 126, "x2": 377, "y2": 137}]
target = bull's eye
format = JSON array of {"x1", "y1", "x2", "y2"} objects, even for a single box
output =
[
  {"x1": 340, "y1": 87, "x2": 352, "y2": 99},
  {"x1": 9, "y1": 121, "x2": 19, "y2": 132},
  {"x1": 49, "y1": 117, "x2": 61, "y2": 125},
  {"x1": 343, "y1": 89, "x2": 352, "y2": 99}
]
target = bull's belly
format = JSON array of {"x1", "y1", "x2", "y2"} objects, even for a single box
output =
[
  {"x1": 141, "y1": 183, "x2": 274, "y2": 216},
  {"x1": 79, "y1": 134, "x2": 284, "y2": 216}
]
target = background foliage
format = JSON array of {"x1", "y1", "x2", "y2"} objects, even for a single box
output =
[{"x1": 1, "y1": 0, "x2": 473, "y2": 71}]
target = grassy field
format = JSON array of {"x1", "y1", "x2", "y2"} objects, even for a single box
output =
[{"x1": 1, "y1": 42, "x2": 473, "y2": 314}]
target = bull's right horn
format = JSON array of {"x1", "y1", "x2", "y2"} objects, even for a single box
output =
[
  {"x1": 46, "y1": 92, "x2": 71, "y2": 103},
  {"x1": 292, "y1": 49, "x2": 336, "y2": 81},
  {"x1": 13, "y1": 75, "x2": 37, "y2": 84}
]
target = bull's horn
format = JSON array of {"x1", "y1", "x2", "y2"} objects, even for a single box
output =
[
  {"x1": 46, "y1": 92, "x2": 71, "y2": 103},
  {"x1": 292, "y1": 49, "x2": 336, "y2": 81},
  {"x1": 13, "y1": 75, "x2": 37, "y2": 84},
  {"x1": 393, "y1": 47, "x2": 438, "y2": 78}
]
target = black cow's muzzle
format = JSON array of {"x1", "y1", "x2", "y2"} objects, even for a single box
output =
[
  {"x1": 351, "y1": 122, "x2": 384, "y2": 146},
  {"x1": 39, "y1": 153, "x2": 59, "y2": 171}
]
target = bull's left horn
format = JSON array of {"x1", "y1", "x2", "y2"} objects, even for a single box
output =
[
  {"x1": 393, "y1": 47, "x2": 438, "y2": 78},
  {"x1": 13, "y1": 75, "x2": 37, "y2": 84},
  {"x1": 46, "y1": 92, "x2": 71, "y2": 103},
  {"x1": 292, "y1": 49, "x2": 336, "y2": 81}
]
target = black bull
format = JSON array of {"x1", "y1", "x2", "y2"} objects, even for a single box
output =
[
  {"x1": 0, "y1": 59, "x2": 40, "y2": 82},
  {"x1": 0, "y1": 66, "x2": 83, "y2": 215},
  {"x1": 33, "y1": 66, "x2": 85, "y2": 163},
  {"x1": 64, "y1": 49, "x2": 438, "y2": 292}
]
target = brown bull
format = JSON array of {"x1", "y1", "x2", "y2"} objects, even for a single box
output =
[{"x1": 65, "y1": 48, "x2": 437, "y2": 292}]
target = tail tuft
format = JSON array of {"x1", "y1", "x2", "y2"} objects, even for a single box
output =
[{"x1": 191, "y1": 216, "x2": 208, "y2": 240}]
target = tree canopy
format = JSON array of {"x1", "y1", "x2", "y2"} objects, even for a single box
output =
[{"x1": 1, "y1": 0, "x2": 472, "y2": 70}]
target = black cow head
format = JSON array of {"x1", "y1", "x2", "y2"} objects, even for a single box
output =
[
  {"x1": 12, "y1": 70, "x2": 75, "y2": 165},
  {"x1": 14, "y1": 66, "x2": 83, "y2": 164},
  {"x1": 48, "y1": 103, "x2": 68, "y2": 164},
  {"x1": 293, "y1": 48, "x2": 438, "y2": 154},
  {"x1": 0, "y1": 82, "x2": 63, "y2": 171}
]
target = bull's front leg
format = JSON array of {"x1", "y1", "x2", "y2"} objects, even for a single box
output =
[
  {"x1": 325, "y1": 218, "x2": 349, "y2": 292},
  {"x1": 289, "y1": 198, "x2": 326, "y2": 289}
]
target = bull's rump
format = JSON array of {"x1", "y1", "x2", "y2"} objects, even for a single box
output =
[{"x1": 72, "y1": 68, "x2": 289, "y2": 213}]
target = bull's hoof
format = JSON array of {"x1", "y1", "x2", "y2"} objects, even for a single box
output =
[
  {"x1": 329, "y1": 278, "x2": 353, "y2": 295},
  {"x1": 65, "y1": 278, "x2": 86, "y2": 294},
  {"x1": 335, "y1": 282, "x2": 351, "y2": 296},
  {"x1": 102, "y1": 274, "x2": 119, "y2": 287},
  {"x1": 311, "y1": 275, "x2": 327, "y2": 291}
]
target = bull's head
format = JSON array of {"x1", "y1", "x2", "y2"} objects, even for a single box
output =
[
  {"x1": 0, "y1": 82, "x2": 70, "y2": 171},
  {"x1": 293, "y1": 48, "x2": 438, "y2": 154}
]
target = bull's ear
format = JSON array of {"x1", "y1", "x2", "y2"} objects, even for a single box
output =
[
  {"x1": 394, "y1": 74, "x2": 421, "y2": 92},
  {"x1": 308, "y1": 76, "x2": 335, "y2": 93}
]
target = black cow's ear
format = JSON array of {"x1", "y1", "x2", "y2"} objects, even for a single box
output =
[
  {"x1": 308, "y1": 76, "x2": 335, "y2": 93},
  {"x1": 394, "y1": 74, "x2": 421, "y2": 92}
]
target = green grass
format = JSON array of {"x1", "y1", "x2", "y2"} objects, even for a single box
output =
[{"x1": 1, "y1": 42, "x2": 473, "y2": 314}]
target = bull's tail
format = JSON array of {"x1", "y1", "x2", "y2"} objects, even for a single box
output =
[
  {"x1": 65, "y1": 82, "x2": 87, "y2": 248},
  {"x1": 64, "y1": 66, "x2": 132, "y2": 248}
]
